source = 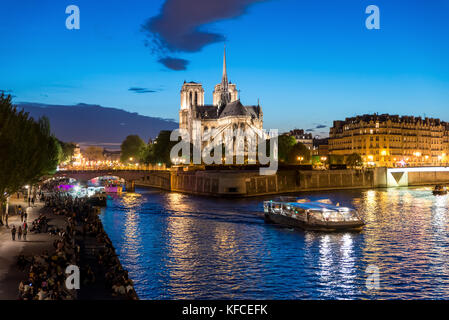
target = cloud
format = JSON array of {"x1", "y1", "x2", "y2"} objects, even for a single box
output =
[
  {"x1": 128, "y1": 87, "x2": 158, "y2": 94},
  {"x1": 158, "y1": 57, "x2": 189, "y2": 71},
  {"x1": 306, "y1": 128, "x2": 315, "y2": 132},
  {"x1": 315, "y1": 124, "x2": 327, "y2": 129},
  {"x1": 142, "y1": 0, "x2": 264, "y2": 70}
]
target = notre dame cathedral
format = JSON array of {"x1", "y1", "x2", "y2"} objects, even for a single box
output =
[{"x1": 179, "y1": 46, "x2": 264, "y2": 153}]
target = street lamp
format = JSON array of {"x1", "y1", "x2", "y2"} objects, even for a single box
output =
[{"x1": 24, "y1": 185, "x2": 30, "y2": 202}]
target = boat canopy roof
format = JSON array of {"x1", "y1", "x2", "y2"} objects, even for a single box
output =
[{"x1": 277, "y1": 201, "x2": 352, "y2": 211}]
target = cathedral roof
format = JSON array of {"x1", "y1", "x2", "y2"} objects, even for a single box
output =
[
  {"x1": 219, "y1": 100, "x2": 248, "y2": 117},
  {"x1": 245, "y1": 106, "x2": 262, "y2": 118},
  {"x1": 194, "y1": 100, "x2": 262, "y2": 120},
  {"x1": 196, "y1": 105, "x2": 219, "y2": 119}
]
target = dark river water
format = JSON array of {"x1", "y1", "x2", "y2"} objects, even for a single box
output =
[{"x1": 99, "y1": 186, "x2": 449, "y2": 299}]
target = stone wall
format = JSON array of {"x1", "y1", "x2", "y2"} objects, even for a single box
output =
[
  {"x1": 407, "y1": 171, "x2": 449, "y2": 186},
  {"x1": 135, "y1": 171, "x2": 171, "y2": 190},
  {"x1": 136, "y1": 169, "x2": 375, "y2": 197},
  {"x1": 298, "y1": 170, "x2": 373, "y2": 191}
]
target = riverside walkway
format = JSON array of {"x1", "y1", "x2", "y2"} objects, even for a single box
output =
[{"x1": 0, "y1": 199, "x2": 68, "y2": 299}]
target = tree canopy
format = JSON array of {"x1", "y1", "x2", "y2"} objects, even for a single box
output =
[
  {"x1": 277, "y1": 134, "x2": 297, "y2": 163},
  {"x1": 0, "y1": 93, "x2": 61, "y2": 214},
  {"x1": 120, "y1": 135, "x2": 147, "y2": 163},
  {"x1": 57, "y1": 140, "x2": 76, "y2": 164},
  {"x1": 145, "y1": 130, "x2": 178, "y2": 166},
  {"x1": 346, "y1": 153, "x2": 363, "y2": 168},
  {"x1": 287, "y1": 142, "x2": 311, "y2": 164}
]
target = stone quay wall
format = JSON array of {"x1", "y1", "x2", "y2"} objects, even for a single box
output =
[
  {"x1": 135, "y1": 169, "x2": 375, "y2": 197},
  {"x1": 408, "y1": 171, "x2": 449, "y2": 186}
]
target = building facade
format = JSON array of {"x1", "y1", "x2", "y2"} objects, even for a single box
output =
[
  {"x1": 312, "y1": 138, "x2": 329, "y2": 157},
  {"x1": 179, "y1": 47, "x2": 264, "y2": 159},
  {"x1": 329, "y1": 114, "x2": 449, "y2": 167},
  {"x1": 287, "y1": 129, "x2": 313, "y2": 150}
]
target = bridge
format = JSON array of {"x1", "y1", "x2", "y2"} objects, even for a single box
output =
[
  {"x1": 51, "y1": 166, "x2": 449, "y2": 196},
  {"x1": 52, "y1": 169, "x2": 171, "y2": 192},
  {"x1": 376, "y1": 166, "x2": 449, "y2": 187}
]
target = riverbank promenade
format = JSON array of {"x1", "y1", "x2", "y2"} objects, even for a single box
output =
[
  {"x1": 0, "y1": 199, "x2": 67, "y2": 299},
  {"x1": 0, "y1": 195, "x2": 137, "y2": 300}
]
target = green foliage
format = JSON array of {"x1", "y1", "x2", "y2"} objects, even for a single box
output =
[
  {"x1": 311, "y1": 155, "x2": 321, "y2": 165},
  {"x1": 58, "y1": 140, "x2": 76, "y2": 164},
  {"x1": 278, "y1": 134, "x2": 297, "y2": 163},
  {"x1": 346, "y1": 153, "x2": 363, "y2": 168},
  {"x1": 0, "y1": 93, "x2": 61, "y2": 205},
  {"x1": 287, "y1": 142, "x2": 311, "y2": 164},
  {"x1": 145, "y1": 130, "x2": 178, "y2": 166},
  {"x1": 120, "y1": 135, "x2": 147, "y2": 163}
]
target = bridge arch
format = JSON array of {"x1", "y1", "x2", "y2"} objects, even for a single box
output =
[{"x1": 52, "y1": 170, "x2": 170, "y2": 192}]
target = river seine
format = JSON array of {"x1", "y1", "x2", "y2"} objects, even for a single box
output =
[{"x1": 99, "y1": 186, "x2": 449, "y2": 299}]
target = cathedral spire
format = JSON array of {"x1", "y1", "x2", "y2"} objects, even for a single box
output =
[
  {"x1": 222, "y1": 44, "x2": 228, "y2": 90},
  {"x1": 218, "y1": 44, "x2": 231, "y2": 108}
]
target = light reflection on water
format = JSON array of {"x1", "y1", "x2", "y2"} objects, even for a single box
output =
[{"x1": 99, "y1": 187, "x2": 449, "y2": 299}]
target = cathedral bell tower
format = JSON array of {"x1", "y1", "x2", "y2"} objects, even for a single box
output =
[
  {"x1": 180, "y1": 81, "x2": 204, "y2": 110},
  {"x1": 180, "y1": 81, "x2": 204, "y2": 131}
]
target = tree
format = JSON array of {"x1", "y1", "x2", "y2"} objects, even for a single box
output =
[
  {"x1": 84, "y1": 146, "x2": 105, "y2": 161},
  {"x1": 287, "y1": 142, "x2": 311, "y2": 164},
  {"x1": 346, "y1": 153, "x2": 363, "y2": 168},
  {"x1": 0, "y1": 93, "x2": 61, "y2": 223},
  {"x1": 58, "y1": 140, "x2": 76, "y2": 164},
  {"x1": 277, "y1": 134, "x2": 297, "y2": 163},
  {"x1": 150, "y1": 130, "x2": 178, "y2": 166},
  {"x1": 120, "y1": 135, "x2": 146, "y2": 164}
]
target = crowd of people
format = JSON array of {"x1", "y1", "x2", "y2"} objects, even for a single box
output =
[
  {"x1": 17, "y1": 236, "x2": 80, "y2": 300},
  {"x1": 16, "y1": 183, "x2": 138, "y2": 300}
]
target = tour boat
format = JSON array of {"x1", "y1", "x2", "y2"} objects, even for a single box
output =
[
  {"x1": 104, "y1": 185, "x2": 123, "y2": 193},
  {"x1": 432, "y1": 185, "x2": 448, "y2": 195},
  {"x1": 263, "y1": 198, "x2": 364, "y2": 231}
]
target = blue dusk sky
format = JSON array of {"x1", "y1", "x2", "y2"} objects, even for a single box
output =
[{"x1": 1, "y1": 0, "x2": 449, "y2": 136}]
